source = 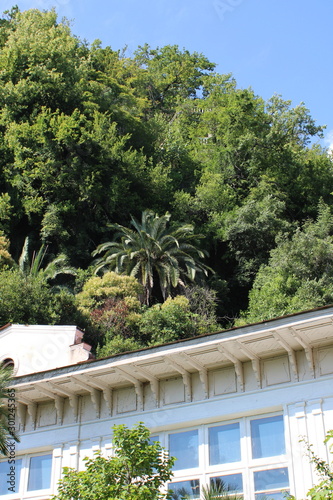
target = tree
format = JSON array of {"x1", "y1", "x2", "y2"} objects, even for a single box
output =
[
  {"x1": 134, "y1": 44, "x2": 215, "y2": 110},
  {"x1": 139, "y1": 295, "x2": 218, "y2": 345},
  {"x1": 53, "y1": 422, "x2": 175, "y2": 500},
  {"x1": 76, "y1": 271, "x2": 143, "y2": 354},
  {"x1": 222, "y1": 189, "x2": 292, "y2": 286},
  {"x1": 0, "y1": 368, "x2": 19, "y2": 456},
  {"x1": 92, "y1": 210, "x2": 210, "y2": 305},
  {"x1": 18, "y1": 237, "x2": 76, "y2": 285},
  {"x1": 1, "y1": 5, "x2": 333, "y2": 323},
  {"x1": 0, "y1": 232, "x2": 14, "y2": 269},
  {"x1": 0, "y1": 267, "x2": 84, "y2": 326},
  {"x1": 238, "y1": 203, "x2": 333, "y2": 324},
  {"x1": 201, "y1": 481, "x2": 242, "y2": 500}
]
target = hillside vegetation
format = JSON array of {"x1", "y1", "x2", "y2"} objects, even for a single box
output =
[{"x1": 1, "y1": 7, "x2": 333, "y2": 355}]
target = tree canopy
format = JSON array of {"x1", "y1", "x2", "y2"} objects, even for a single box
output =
[
  {"x1": 53, "y1": 422, "x2": 175, "y2": 500},
  {"x1": 0, "y1": 5, "x2": 332, "y2": 348},
  {"x1": 238, "y1": 203, "x2": 333, "y2": 324}
]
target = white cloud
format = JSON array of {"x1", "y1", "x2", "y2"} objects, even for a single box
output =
[{"x1": 324, "y1": 130, "x2": 333, "y2": 155}]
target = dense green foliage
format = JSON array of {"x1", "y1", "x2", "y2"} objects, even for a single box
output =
[
  {"x1": 53, "y1": 422, "x2": 175, "y2": 500},
  {"x1": 76, "y1": 273, "x2": 218, "y2": 355},
  {"x1": 238, "y1": 203, "x2": 333, "y2": 324},
  {"x1": 1, "y1": 6, "x2": 333, "y2": 352},
  {"x1": 92, "y1": 210, "x2": 209, "y2": 305}
]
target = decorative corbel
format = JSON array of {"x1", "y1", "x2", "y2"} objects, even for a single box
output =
[
  {"x1": 164, "y1": 356, "x2": 192, "y2": 402},
  {"x1": 46, "y1": 381, "x2": 79, "y2": 422},
  {"x1": 132, "y1": 364, "x2": 160, "y2": 407},
  {"x1": 76, "y1": 374, "x2": 114, "y2": 416},
  {"x1": 236, "y1": 341, "x2": 261, "y2": 388},
  {"x1": 115, "y1": 367, "x2": 144, "y2": 411},
  {"x1": 16, "y1": 402, "x2": 27, "y2": 431},
  {"x1": 17, "y1": 395, "x2": 37, "y2": 429},
  {"x1": 176, "y1": 352, "x2": 209, "y2": 399},
  {"x1": 54, "y1": 396, "x2": 65, "y2": 425},
  {"x1": 34, "y1": 384, "x2": 65, "y2": 424},
  {"x1": 272, "y1": 331, "x2": 298, "y2": 380},
  {"x1": 217, "y1": 345, "x2": 244, "y2": 392},
  {"x1": 289, "y1": 328, "x2": 315, "y2": 378},
  {"x1": 102, "y1": 388, "x2": 113, "y2": 416},
  {"x1": 71, "y1": 376, "x2": 101, "y2": 418}
]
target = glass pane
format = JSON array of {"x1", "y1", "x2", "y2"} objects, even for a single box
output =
[
  {"x1": 169, "y1": 430, "x2": 198, "y2": 470},
  {"x1": 27, "y1": 454, "x2": 52, "y2": 491},
  {"x1": 168, "y1": 479, "x2": 200, "y2": 499},
  {"x1": 209, "y1": 423, "x2": 241, "y2": 465},
  {"x1": 0, "y1": 459, "x2": 22, "y2": 495},
  {"x1": 211, "y1": 473, "x2": 243, "y2": 493},
  {"x1": 251, "y1": 416, "x2": 285, "y2": 459},
  {"x1": 254, "y1": 467, "x2": 289, "y2": 491},
  {"x1": 255, "y1": 492, "x2": 289, "y2": 500}
]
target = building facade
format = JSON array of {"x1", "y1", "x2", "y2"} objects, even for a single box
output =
[{"x1": 1, "y1": 307, "x2": 333, "y2": 499}]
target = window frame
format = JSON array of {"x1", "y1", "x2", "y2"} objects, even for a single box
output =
[
  {"x1": 249, "y1": 414, "x2": 286, "y2": 461},
  {"x1": 0, "y1": 458, "x2": 23, "y2": 497},
  {"x1": 0, "y1": 451, "x2": 53, "y2": 499},
  {"x1": 165, "y1": 412, "x2": 290, "y2": 500},
  {"x1": 168, "y1": 426, "x2": 202, "y2": 475},
  {"x1": 251, "y1": 465, "x2": 290, "y2": 500},
  {"x1": 168, "y1": 477, "x2": 201, "y2": 500},
  {"x1": 206, "y1": 418, "x2": 244, "y2": 473}
]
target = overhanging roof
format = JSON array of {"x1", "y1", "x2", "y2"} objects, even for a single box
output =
[{"x1": 9, "y1": 306, "x2": 333, "y2": 413}]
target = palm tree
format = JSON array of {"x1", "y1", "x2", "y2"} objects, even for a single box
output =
[
  {"x1": 18, "y1": 237, "x2": 76, "y2": 284},
  {"x1": 0, "y1": 367, "x2": 19, "y2": 456},
  {"x1": 92, "y1": 210, "x2": 210, "y2": 305},
  {"x1": 201, "y1": 481, "x2": 242, "y2": 500}
]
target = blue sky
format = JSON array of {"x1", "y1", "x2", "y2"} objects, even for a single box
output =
[{"x1": 2, "y1": 0, "x2": 333, "y2": 149}]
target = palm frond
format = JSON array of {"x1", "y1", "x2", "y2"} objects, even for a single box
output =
[
  {"x1": 0, "y1": 368, "x2": 20, "y2": 457},
  {"x1": 91, "y1": 210, "x2": 211, "y2": 305},
  {"x1": 30, "y1": 244, "x2": 48, "y2": 277},
  {"x1": 18, "y1": 236, "x2": 30, "y2": 273}
]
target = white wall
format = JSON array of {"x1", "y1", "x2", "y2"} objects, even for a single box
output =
[
  {"x1": 0, "y1": 325, "x2": 87, "y2": 375},
  {"x1": 7, "y1": 347, "x2": 333, "y2": 500}
]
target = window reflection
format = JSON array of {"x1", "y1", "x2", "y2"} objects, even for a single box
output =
[
  {"x1": 169, "y1": 479, "x2": 200, "y2": 499},
  {"x1": 0, "y1": 459, "x2": 22, "y2": 495},
  {"x1": 27, "y1": 454, "x2": 52, "y2": 491},
  {"x1": 169, "y1": 430, "x2": 198, "y2": 470},
  {"x1": 254, "y1": 467, "x2": 289, "y2": 500},
  {"x1": 251, "y1": 416, "x2": 285, "y2": 459},
  {"x1": 211, "y1": 473, "x2": 243, "y2": 493},
  {"x1": 209, "y1": 423, "x2": 241, "y2": 465}
]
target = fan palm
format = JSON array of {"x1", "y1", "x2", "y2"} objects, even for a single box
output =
[
  {"x1": 201, "y1": 481, "x2": 242, "y2": 500},
  {"x1": 92, "y1": 210, "x2": 210, "y2": 305},
  {"x1": 0, "y1": 368, "x2": 19, "y2": 456}
]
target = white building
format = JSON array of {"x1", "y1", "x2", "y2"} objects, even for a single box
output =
[{"x1": 1, "y1": 306, "x2": 333, "y2": 500}]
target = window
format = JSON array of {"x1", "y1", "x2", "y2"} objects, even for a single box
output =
[
  {"x1": 209, "y1": 422, "x2": 241, "y2": 465},
  {"x1": 169, "y1": 430, "x2": 198, "y2": 470},
  {"x1": 1, "y1": 359, "x2": 14, "y2": 370},
  {"x1": 211, "y1": 473, "x2": 243, "y2": 495},
  {"x1": 169, "y1": 479, "x2": 200, "y2": 499},
  {"x1": 27, "y1": 454, "x2": 52, "y2": 491},
  {"x1": 254, "y1": 467, "x2": 289, "y2": 499},
  {"x1": 0, "y1": 453, "x2": 52, "y2": 498},
  {"x1": 166, "y1": 413, "x2": 289, "y2": 500},
  {"x1": 0, "y1": 459, "x2": 22, "y2": 496},
  {"x1": 251, "y1": 415, "x2": 285, "y2": 459}
]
